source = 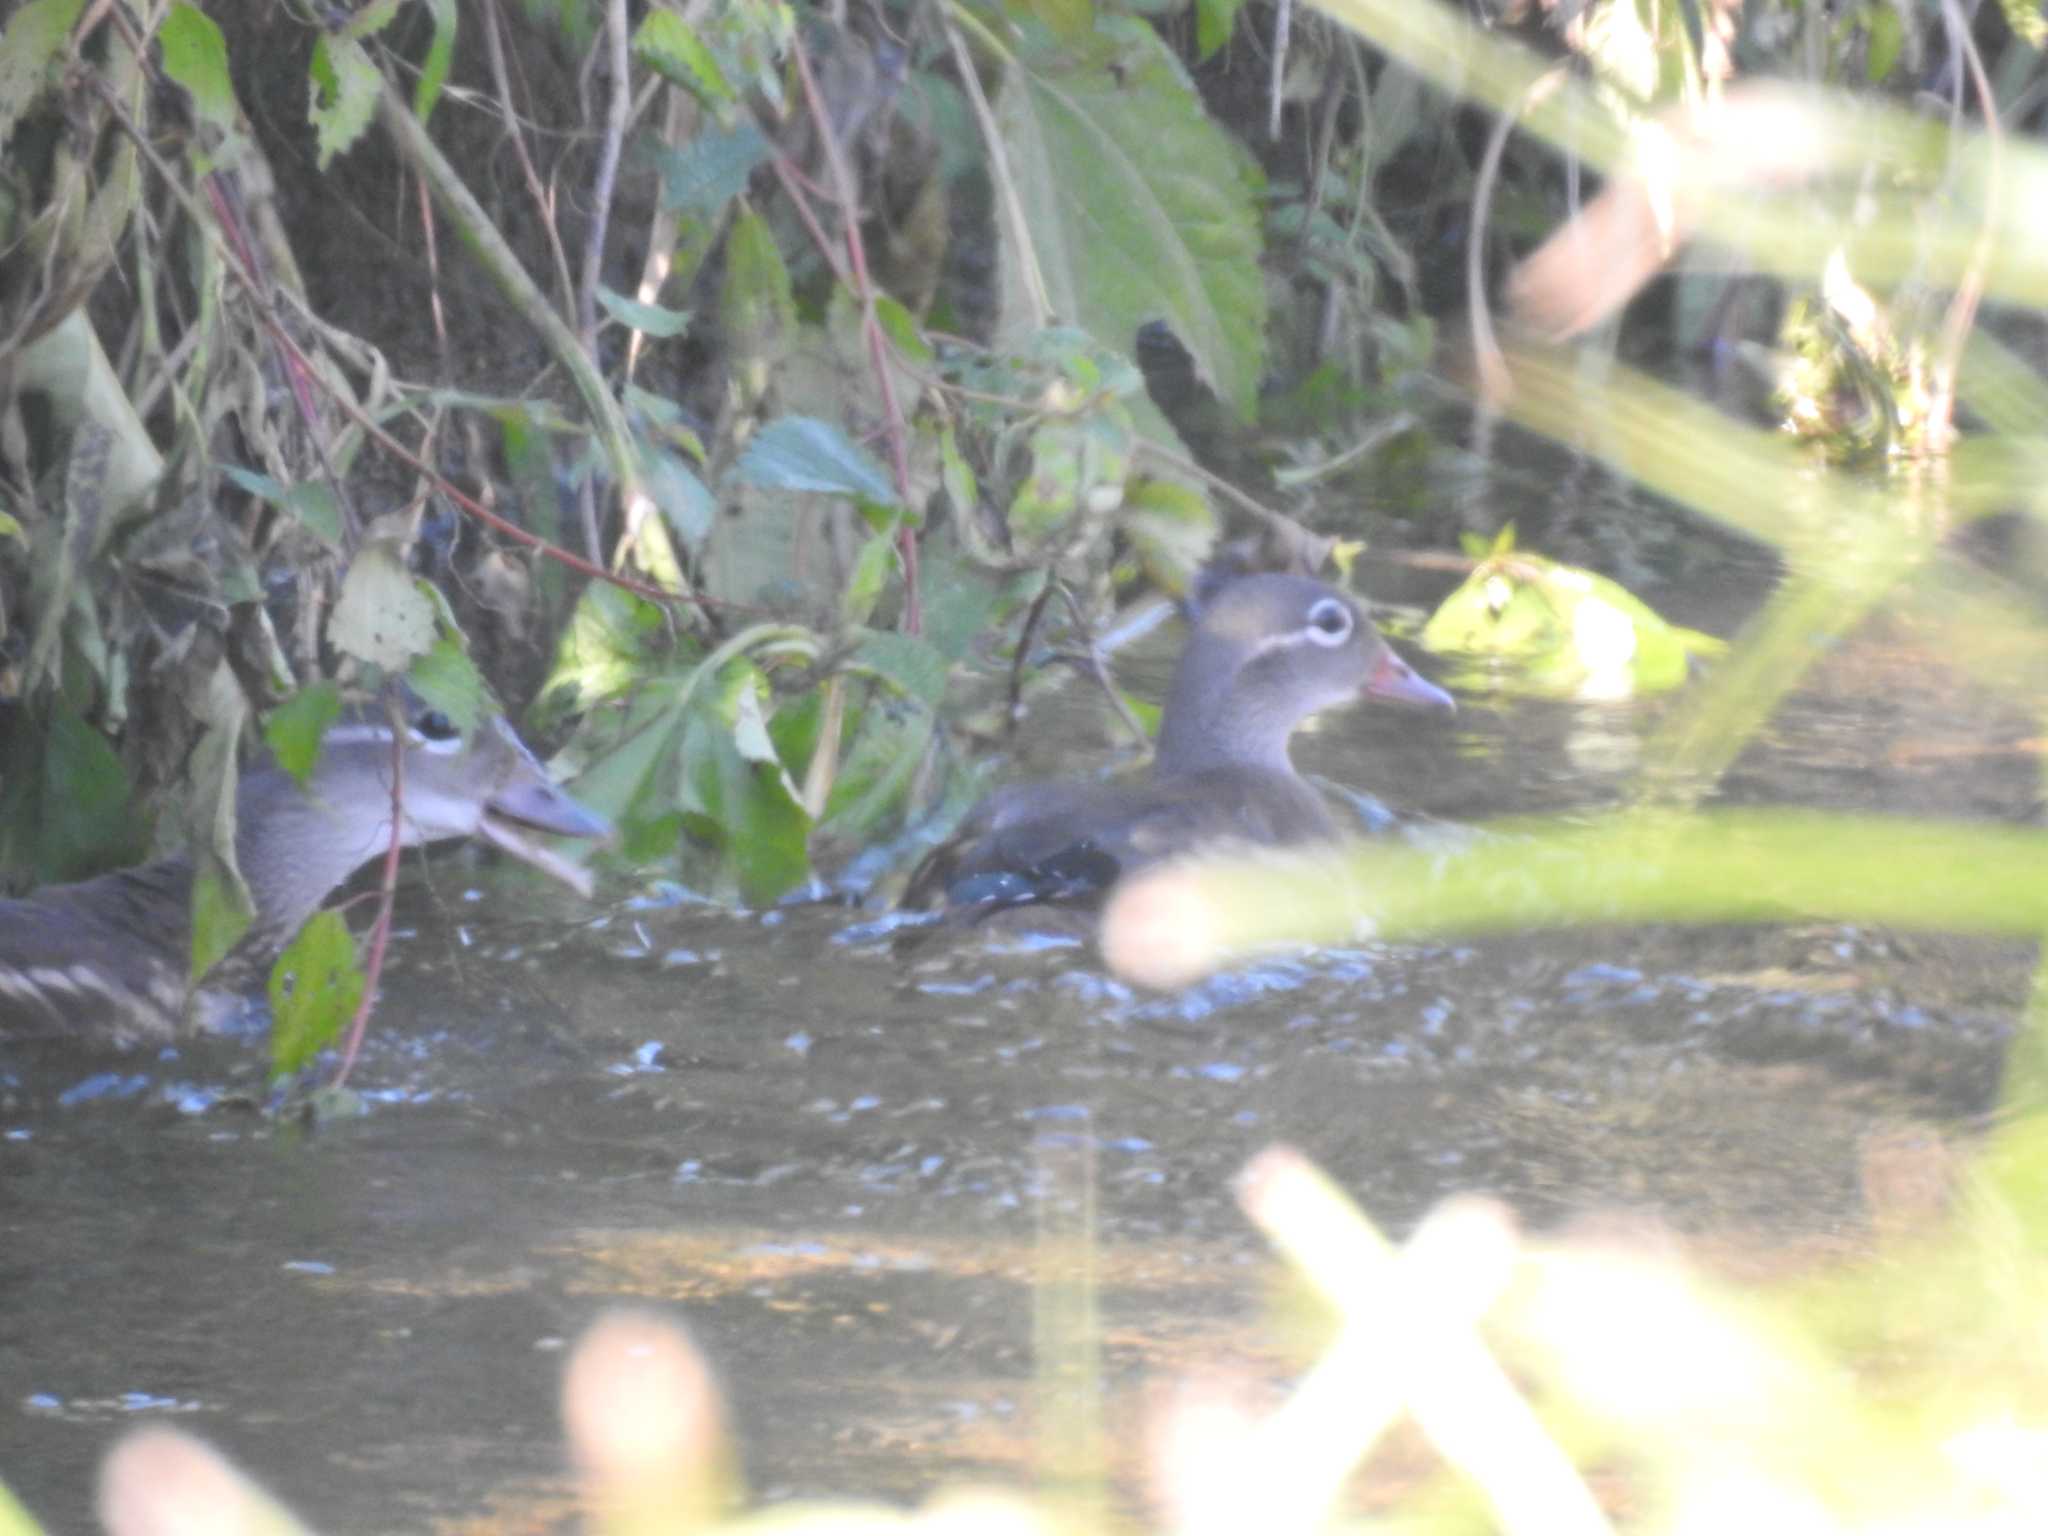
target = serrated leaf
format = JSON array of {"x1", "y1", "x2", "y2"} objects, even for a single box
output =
[
  {"x1": 415, "y1": 0, "x2": 457, "y2": 120},
  {"x1": 309, "y1": 35, "x2": 378, "y2": 170},
  {"x1": 264, "y1": 682, "x2": 343, "y2": 789},
  {"x1": 995, "y1": 18, "x2": 1265, "y2": 419},
  {"x1": 656, "y1": 120, "x2": 770, "y2": 213},
  {"x1": 633, "y1": 9, "x2": 737, "y2": 104},
  {"x1": 598, "y1": 285, "x2": 692, "y2": 337},
  {"x1": 268, "y1": 911, "x2": 365, "y2": 1080},
  {"x1": 737, "y1": 416, "x2": 899, "y2": 505},
  {"x1": 408, "y1": 636, "x2": 494, "y2": 734},
  {"x1": 329, "y1": 543, "x2": 436, "y2": 670},
  {"x1": 159, "y1": 4, "x2": 234, "y2": 130}
]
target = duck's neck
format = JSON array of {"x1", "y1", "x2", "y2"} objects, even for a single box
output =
[
  {"x1": 233, "y1": 765, "x2": 414, "y2": 955},
  {"x1": 1153, "y1": 636, "x2": 1296, "y2": 780}
]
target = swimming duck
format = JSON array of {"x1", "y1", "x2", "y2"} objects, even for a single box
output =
[
  {"x1": 0, "y1": 706, "x2": 610, "y2": 1046},
  {"x1": 906, "y1": 572, "x2": 1453, "y2": 914}
]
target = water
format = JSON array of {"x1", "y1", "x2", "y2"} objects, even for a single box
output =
[{"x1": 1, "y1": 582, "x2": 2039, "y2": 1528}]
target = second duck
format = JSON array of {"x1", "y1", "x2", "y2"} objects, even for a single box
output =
[{"x1": 907, "y1": 571, "x2": 1453, "y2": 915}]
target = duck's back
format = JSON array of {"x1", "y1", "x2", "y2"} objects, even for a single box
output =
[
  {"x1": 0, "y1": 859, "x2": 194, "y2": 1044},
  {"x1": 906, "y1": 767, "x2": 1335, "y2": 913}
]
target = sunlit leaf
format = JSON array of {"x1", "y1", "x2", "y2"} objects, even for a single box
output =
[
  {"x1": 1420, "y1": 549, "x2": 1725, "y2": 699},
  {"x1": 328, "y1": 544, "x2": 437, "y2": 671}
]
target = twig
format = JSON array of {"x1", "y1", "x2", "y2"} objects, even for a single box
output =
[
  {"x1": 1927, "y1": 0, "x2": 1999, "y2": 458},
  {"x1": 788, "y1": 29, "x2": 922, "y2": 632},
  {"x1": 482, "y1": 0, "x2": 576, "y2": 313},
  {"x1": 330, "y1": 700, "x2": 408, "y2": 1090},
  {"x1": 944, "y1": 10, "x2": 1051, "y2": 328},
  {"x1": 578, "y1": 0, "x2": 632, "y2": 347}
]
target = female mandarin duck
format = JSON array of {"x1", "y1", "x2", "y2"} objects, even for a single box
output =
[
  {"x1": 907, "y1": 570, "x2": 1453, "y2": 915},
  {"x1": 0, "y1": 704, "x2": 610, "y2": 1047}
]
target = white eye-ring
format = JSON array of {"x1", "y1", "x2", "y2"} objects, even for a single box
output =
[{"x1": 1304, "y1": 596, "x2": 1354, "y2": 647}]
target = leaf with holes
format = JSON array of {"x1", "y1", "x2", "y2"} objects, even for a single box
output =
[
  {"x1": 329, "y1": 544, "x2": 436, "y2": 671},
  {"x1": 269, "y1": 912, "x2": 365, "y2": 1080}
]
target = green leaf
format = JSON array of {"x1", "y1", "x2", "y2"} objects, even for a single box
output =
[
  {"x1": 1117, "y1": 475, "x2": 1215, "y2": 592},
  {"x1": 850, "y1": 629, "x2": 949, "y2": 708},
  {"x1": 597, "y1": 285, "x2": 692, "y2": 337},
  {"x1": 263, "y1": 683, "x2": 343, "y2": 789},
  {"x1": 408, "y1": 636, "x2": 495, "y2": 735},
  {"x1": 656, "y1": 120, "x2": 770, "y2": 213},
  {"x1": 0, "y1": 510, "x2": 21, "y2": 542},
  {"x1": 1194, "y1": 0, "x2": 1245, "y2": 58},
  {"x1": 679, "y1": 666, "x2": 813, "y2": 904},
  {"x1": 842, "y1": 532, "x2": 898, "y2": 626},
  {"x1": 338, "y1": 0, "x2": 403, "y2": 40},
  {"x1": 633, "y1": 9, "x2": 737, "y2": 105},
  {"x1": 190, "y1": 865, "x2": 253, "y2": 986},
  {"x1": 539, "y1": 580, "x2": 666, "y2": 716},
  {"x1": 1419, "y1": 549, "x2": 1725, "y2": 699},
  {"x1": 737, "y1": 416, "x2": 899, "y2": 506},
  {"x1": 308, "y1": 35, "x2": 379, "y2": 170},
  {"x1": 820, "y1": 704, "x2": 934, "y2": 845},
  {"x1": 640, "y1": 444, "x2": 717, "y2": 546},
  {"x1": 0, "y1": 0, "x2": 83, "y2": 155},
  {"x1": 994, "y1": 18, "x2": 1266, "y2": 420},
  {"x1": 720, "y1": 207, "x2": 796, "y2": 394},
  {"x1": 159, "y1": 4, "x2": 234, "y2": 130},
  {"x1": 268, "y1": 911, "x2": 365, "y2": 1080},
  {"x1": 21, "y1": 706, "x2": 143, "y2": 883},
  {"x1": 328, "y1": 544, "x2": 436, "y2": 671},
  {"x1": 414, "y1": 0, "x2": 457, "y2": 121},
  {"x1": 222, "y1": 465, "x2": 343, "y2": 548},
  {"x1": 872, "y1": 296, "x2": 934, "y2": 364},
  {"x1": 0, "y1": 1472, "x2": 46, "y2": 1536}
]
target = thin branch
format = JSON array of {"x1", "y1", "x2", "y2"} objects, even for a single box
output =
[{"x1": 578, "y1": 0, "x2": 632, "y2": 346}]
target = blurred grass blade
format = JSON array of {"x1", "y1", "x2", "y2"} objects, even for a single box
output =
[{"x1": 1103, "y1": 811, "x2": 2048, "y2": 990}]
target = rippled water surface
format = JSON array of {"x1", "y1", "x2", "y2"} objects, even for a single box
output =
[{"x1": 2, "y1": 576, "x2": 2040, "y2": 1528}]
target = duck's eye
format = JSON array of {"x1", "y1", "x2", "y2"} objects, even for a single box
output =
[{"x1": 1304, "y1": 597, "x2": 1354, "y2": 647}]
